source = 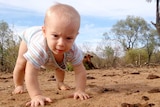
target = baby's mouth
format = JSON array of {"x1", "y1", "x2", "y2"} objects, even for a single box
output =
[{"x1": 56, "y1": 49, "x2": 64, "y2": 53}]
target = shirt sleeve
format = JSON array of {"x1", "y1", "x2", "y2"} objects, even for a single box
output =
[
  {"x1": 18, "y1": 26, "x2": 42, "y2": 45},
  {"x1": 66, "y1": 43, "x2": 83, "y2": 65},
  {"x1": 23, "y1": 41, "x2": 48, "y2": 69}
]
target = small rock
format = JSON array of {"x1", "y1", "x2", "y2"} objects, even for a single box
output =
[
  {"x1": 121, "y1": 103, "x2": 130, "y2": 107},
  {"x1": 121, "y1": 103, "x2": 142, "y2": 107},
  {"x1": 130, "y1": 71, "x2": 140, "y2": 75},
  {"x1": 87, "y1": 76, "x2": 95, "y2": 80},
  {"x1": 142, "y1": 96, "x2": 149, "y2": 101},
  {"x1": 101, "y1": 88, "x2": 119, "y2": 93},
  {"x1": 148, "y1": 88, "x2": 160, "y2": 93},
  {"x1": 48, "y1": 78, "x2": 56, "y2": 81},
  {"x1": 8, "y1": 97, "x2": 15, "y2": 101},
  {"x1": 147, "y1": 74, "x2": 160, "y2": 79},
  {"x1": 50, "y1": 75, "x2": 54, "y2": 78}
]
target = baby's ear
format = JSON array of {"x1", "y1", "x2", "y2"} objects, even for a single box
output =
[{"x1": 42, "y1": 26, "x2": 46, "y2": 37}]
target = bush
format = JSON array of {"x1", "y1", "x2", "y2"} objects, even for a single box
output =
[{"x1": 66, "y1": 62, "x2": 73, "y2": 71}]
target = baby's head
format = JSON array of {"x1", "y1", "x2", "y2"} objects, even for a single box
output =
[
  {"x1": 42, "y1": 3, "x2": 81, "y2": 54},
  {"x1": 43, "y1": 3, "x2": 80, "y2": 34}
]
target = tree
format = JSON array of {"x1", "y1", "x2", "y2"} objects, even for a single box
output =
[
  {"x1": 110, "y1": 15, "x2": 150, "y2": 51},
  {"x1": 146, "y1": 0, "x2": 160, "y2": 35},
  {"x1": 0, "y1": 20, "x2": 19, "y2": 72},
  {"x1": 103, "y1": 16, "x2": 159, "y2": 66},
  {"x1": 142, "y1": 29, "x2": 158, "y2": 64},
  {"x1": 96, "y1": 33, "x2": 121, "y2": 68},
  {"x1": 0, "y1": 21, "x2": 10, "y2": 70},
  {"x1": 104, "y1": 46, "x2": 116, "y2": 67}
]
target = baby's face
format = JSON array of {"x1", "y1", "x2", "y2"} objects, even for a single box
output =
[{"x1": 42, "y1": 14, "x2": 79, "y2": 56}]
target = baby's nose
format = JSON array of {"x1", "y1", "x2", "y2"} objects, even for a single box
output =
[{"x1": 58, "y1": 38, "x2": 65, "y2": 46}]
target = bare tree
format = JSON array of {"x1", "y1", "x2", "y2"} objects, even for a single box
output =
[{"x1": 147, "y1": 0, "x2": 160, "y2": 35}]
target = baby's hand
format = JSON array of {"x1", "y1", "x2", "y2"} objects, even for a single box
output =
[
  {"x1": 12, "y1": 85, "x2": 25, "y2": 94},
  {"x1": 73, "y1": 90, "x2": 90, "y2": 100},
  {"x1": 26, "y1": 95, "x2": 52, "y2": 107}
]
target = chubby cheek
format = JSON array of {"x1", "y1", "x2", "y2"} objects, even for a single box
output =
[
  {"x1": 47, "y1": 39, "x2": 55, "y2": 50},
  {"x1": 66, "y1": 43, "x2": 74, "y2": 51}
]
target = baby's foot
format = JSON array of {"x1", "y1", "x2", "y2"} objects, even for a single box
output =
[
  {"x1": 12, "y1": 86, "x2": 25, "y2": 94},
  {"x1": 57, "y1": 82, "x2": 71, "y2": 90}
]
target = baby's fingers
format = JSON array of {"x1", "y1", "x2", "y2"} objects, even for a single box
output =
[
  {"x1": 25, "y1": 98, "x2": 52, "y2": 107},
  {"x1": 73, "y1": 94, "x2": 79, "y2": 100},
  {"x1": 74, "y1": 93, "x2": 90, "y2": 100},
  {"x1": 25, "y1": 101, "x2": 31, "y2": 107},
  {"x1": 12, "y1": 86, "x2": 25, "y2": 94},
  {"x1": 45, "y1": 97, "x2": 53, "y2": 104},
  {"x1": 79, "y1": 94, "x2": 90, "y2": 100},
  {"x1": 83, "y1": 94, "x2": 90, "y2": 100},
  {"x1": 26, "y1": 101, "x2": 44, "y2": 107}
]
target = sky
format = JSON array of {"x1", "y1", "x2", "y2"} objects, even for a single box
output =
[{"x1": 0, "y1": 0, "x2": 156, "y2": 52}]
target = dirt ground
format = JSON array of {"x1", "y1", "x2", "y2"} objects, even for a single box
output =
[{"x1": 1, "y1": 66, "x2": 160, "y2": 107}]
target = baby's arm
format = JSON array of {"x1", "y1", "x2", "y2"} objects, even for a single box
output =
[
  {"x1": 25, "y1": 61, "x2": 52, "y2": 107},
  {"x1": 12, "y1": 40, "x2": 27, "y2": 94},
  {"x1": 73, "y1": 63, "x2": 90, "y2": 100}
]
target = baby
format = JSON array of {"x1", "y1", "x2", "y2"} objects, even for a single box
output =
[{"x1": 12, "y1": 3, "x2": 90, "y2": 107}]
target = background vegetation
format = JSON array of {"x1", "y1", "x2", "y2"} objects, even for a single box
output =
[
  {"x1": 1, "y1": 15, "x2": 160, "y2": 72},
  {"x1": 0, "y1": 21, "x2": 20, "y2": 72}
]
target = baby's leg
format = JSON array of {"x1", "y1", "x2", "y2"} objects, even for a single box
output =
[
  {"x1": 13, "y1": 40, "x2": 27, "y2": 94},
  {"x1": 55, "y1": 69, "x2": 70, "y2": 90}
]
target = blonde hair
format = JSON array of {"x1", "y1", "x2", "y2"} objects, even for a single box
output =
[{"x1": 44, "y1": 3, "x2": 80, "y2": 29}]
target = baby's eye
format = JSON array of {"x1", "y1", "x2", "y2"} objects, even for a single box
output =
[
  {"x1": 52, "y1": 34, "x2": 58, "y2": 38},
  {"x1": 66, "y1": 37, "x2": 73, "y2": 40}
]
